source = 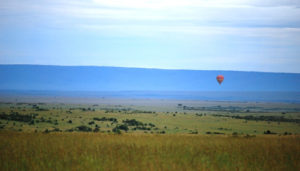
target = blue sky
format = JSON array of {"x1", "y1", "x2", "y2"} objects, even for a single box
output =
[{"x1": 0, "y1": 0, "x2": 300, "y2": 73}]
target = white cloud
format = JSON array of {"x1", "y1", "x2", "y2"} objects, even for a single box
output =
[
  {"x1": 92, "y1": 0, "x2": 300, "y2": 9},
  {"x1": 1, "y1": 0, "x2": 299, "y2": 28},
  {"x1": 1, "y1": 0, "x2": 300, "y2": 73},
  {"x1": 1, "y1": 0, "x2": 299, "y2": 41},
  {"x1": 1, "y1": 0, "x2": 299, "y2": 40}
]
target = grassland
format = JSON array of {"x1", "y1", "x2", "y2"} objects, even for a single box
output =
[
  {"x1": 0, "y1": 132, "x2": 299, "y2": 171},
  {"x1": 0, "y1": 101, "x2": 299, "y2": 135},
  {"x1": 0, "y1": 100, "x2": 299, "y2": 170}
]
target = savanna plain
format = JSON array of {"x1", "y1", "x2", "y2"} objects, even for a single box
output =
[{"x1": 0, "y1": 98, "x2": 299, "y2": 170}]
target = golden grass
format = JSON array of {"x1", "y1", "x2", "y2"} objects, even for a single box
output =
[{"x1": 0, "y1": 131, "x2": 299, "y2": 171}]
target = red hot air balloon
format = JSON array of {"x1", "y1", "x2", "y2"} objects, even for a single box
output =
[{"x1": 216, "y1": 75, "x2": 224, "y2": 85}]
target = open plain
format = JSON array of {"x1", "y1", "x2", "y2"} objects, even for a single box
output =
[{"x1": 0, "y1": 98, "x2": 299, "y2": 170}]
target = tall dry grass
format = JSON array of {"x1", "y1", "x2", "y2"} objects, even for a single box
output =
[{"x1": 0, "y1": 131, "x2": 299, "y2": 170}]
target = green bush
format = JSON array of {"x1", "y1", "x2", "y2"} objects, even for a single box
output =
[
  {"x1": 76, "y1": 125, "x2": 92, "y2": 132},
  {"x1": 88, "y1": 121, "x2": 95, "y2": 125}
]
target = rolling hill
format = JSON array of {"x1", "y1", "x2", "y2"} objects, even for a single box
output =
[{"x1": 0, "y1": 65, "x2": 299, "y2": 92}]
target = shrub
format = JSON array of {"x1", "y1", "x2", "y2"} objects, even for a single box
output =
[
  {"x1": 122, "y1": 119, "x2": 144, "y2": 126},
  {"x1": 264, "y1": 130, "x2": 276, "y2": 134},
  {"x1": 148, "y1": 123, "x2": 156, "y2": 127},
  {"x1": 112, "y1": 128, "x2": 121, "y2": 134},
  {"x1": 117, "y1": 124, "x2": 129, "y2": 131},
  {"x1": 43, "y1": 129, "x2": 50, "y2": 134},
  {"x1": 190, "y1": 130, "x2": 198, "y2": 134},
  {"x1": 134, "y1": 126, "x2": 151, "y2": 130},
  {"x1": 0, "y1": 112, "x2": 37, "y2": 123},
  {"x1": 76, "y1": 125, "x2": 92, "y2": 132},
  {"x1": 53, "y1": 128, "x2": 61, "y2": 132},
  {"x1": 93, "y1": 117, "x2": 117, "y2": 122},
  {"x1": 284, "y1": 132, "x2": 292, "y2": 135},
  {"x1": 93, "y1": 127, "x2": 100, "y2": 132},
  {"x1": 29, "y1": 120, "x2": 35, "y2": 125},
  {"x1": 65, "y1": 128, "x2": 74, "y2": 132},
  {"x1": 232, "y1": 132, "x2": 239, "y2": 136}
]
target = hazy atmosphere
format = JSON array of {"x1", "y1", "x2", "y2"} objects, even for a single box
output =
[
  {"x1": 0, "y1": 1, "x2": 300, "y2": 170},
  {"x1": 1, "y1": 0, "x2": 300, "y2": 72}
]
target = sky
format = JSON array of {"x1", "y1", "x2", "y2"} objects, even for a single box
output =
[{"x1": 0, "y1": 0, "x2": 300, "y2": 73}]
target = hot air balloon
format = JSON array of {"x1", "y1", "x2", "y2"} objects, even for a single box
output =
[{"x1": 216, "y1": 75, "x2": 224, "y2": 85}]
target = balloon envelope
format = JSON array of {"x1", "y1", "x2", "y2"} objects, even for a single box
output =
[{"x1": 216, "y1": 75, "x2": 224, "y2": 84}]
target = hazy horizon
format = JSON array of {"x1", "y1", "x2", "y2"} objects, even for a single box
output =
[
  {"x1": 1, "y1": 65, "x2": 299, "y2": 93},
  {"x1": 1, "y1": 64, "x2": 300, "y2": 74}
]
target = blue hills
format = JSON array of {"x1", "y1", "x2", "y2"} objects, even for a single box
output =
[{"x1": 0, "y1": 65, "x2": 299, "y2": 92}]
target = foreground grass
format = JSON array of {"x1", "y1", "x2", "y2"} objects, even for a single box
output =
[{"x1": 0, "y1": 132, "x2": 299, "y2": 170}]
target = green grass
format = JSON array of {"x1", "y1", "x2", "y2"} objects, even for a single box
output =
[{"x1": 0, "y1": 102, "x2": 299, "y2": 135}]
